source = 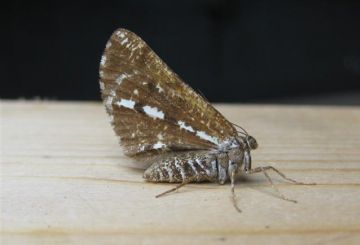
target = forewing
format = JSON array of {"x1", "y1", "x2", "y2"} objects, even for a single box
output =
[{"x1": 99, "y1": 28, "x2": 237, "y2": 157}]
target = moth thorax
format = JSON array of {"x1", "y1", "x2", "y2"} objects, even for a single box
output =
[{"x1": 227, "y1": 148, "x2": 244, "y2": 166}]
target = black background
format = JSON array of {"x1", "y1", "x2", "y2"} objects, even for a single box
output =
[{"x1": 4, "y1": 0, "x2": 360, "y2": 104}]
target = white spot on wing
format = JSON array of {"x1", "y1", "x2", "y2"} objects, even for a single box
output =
[
  {"x1": 156, "y1": 83, "x2": 164, "y2": 93},
  {"x1": 143, "y1": 105, "x2": 164, "y2": 119},
  {"x1": 121, "y1": 37, "x2": 129, "y2": 45},
  {"x1": 99, "y1": 81, "x2": 105, "y2": 90},
  {"x1": 116, "y1": 30, "x2": 125, "y2": 38},
  {"x1": 133, "y1": 89, "x2": 139, "y2": 95},
  {"x1": 105, "y1": 96, "x2": 113, "y2": 111},
  {"x1": 100, "y1": 55, "x2": 106, "y2": 66},
  {"x1": 116, "y1": 74, "x2": 128, "y2": 85},
  {"x1": 115, "y1": 99, "x2": 135, "y2": 109},
  {"x1": 106, "y1": 41, "x2": 112, "y2": 49},
  {"x1": 196, "y1": 131, "x2": 219, "y2": 145},
  {"x1": 157, "y1": 133, "x2": 163, "y2": 140},
  {"x1": 153, "y1": 141, "x2": 165, "y2": 149},
  {"x1": 178, "y1": 121, "x2": 195, "y2": 133}
]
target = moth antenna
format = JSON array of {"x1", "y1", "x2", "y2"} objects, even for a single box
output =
[
  {"x1": 236, "y1": 130, "x2": 247, "y2": 136},
  {"x1": 230, "y1": 169, "x2": 242, "y2": 212},
  {"x1": 232, "y1": 123, "x2": 249, "y2": 136}
]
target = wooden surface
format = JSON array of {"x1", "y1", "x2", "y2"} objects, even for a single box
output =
[{"x1": 1, "y1": 100, "x2": 360, "y2": 244}]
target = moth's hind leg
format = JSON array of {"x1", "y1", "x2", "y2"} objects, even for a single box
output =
[
  {"x1": 143, "y1": 162, "x2": 191, "y2": 198},
  {"x1": 155, "y1": 177, "x2": 197, "y2": 198},
  {"x1": 246, "y1": 166, "x2": 315, "y2": 203}
]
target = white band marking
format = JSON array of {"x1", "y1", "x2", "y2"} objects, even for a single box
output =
[
  {"x1": 196, "y1": 131, "x2": 219, "y2": 145},
  {"x1": 143, "y1": 105, "x2": 164, "y2": 119},
  {"x1": 178, "y1": 121, "x2": 195, "y2": 133},
  {"x1": 115, "y1": 99, "x2": 135, "y2": 109},
  {"x1": 153, "y1": 141, "x2": 165, "y2": 149}
]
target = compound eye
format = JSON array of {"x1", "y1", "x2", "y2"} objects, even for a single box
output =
[{"x1": 248, "y1": 136, "x2": 258, "y2": 150}]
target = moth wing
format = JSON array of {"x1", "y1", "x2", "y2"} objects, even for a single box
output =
[{"x1": 100, "y1": 28, "x2": 237, "y2": 157}]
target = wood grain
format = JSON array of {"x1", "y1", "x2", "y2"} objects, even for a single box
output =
[{"x1": 1, "y1": 100, "x2": 360, "y2": 245}]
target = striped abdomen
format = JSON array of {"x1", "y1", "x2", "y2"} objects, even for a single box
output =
[{"x1": 143, "y1": 151, "x2": 218, "y2": 183}]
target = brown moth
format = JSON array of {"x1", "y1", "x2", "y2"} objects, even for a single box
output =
[{"x1": 99, "y1": 28, "x2": 313, "y2": 212}]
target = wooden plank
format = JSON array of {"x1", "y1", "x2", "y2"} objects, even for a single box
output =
[{"x1": 1, "y1": 100, "x2": 360, "y2": 244}]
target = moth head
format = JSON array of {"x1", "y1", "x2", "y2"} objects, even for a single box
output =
[
  {"x1": 246, "y1": 135, "x2": 258, "y2": 150},
  {"x1": 232, "y1": 123, "x2": 257, "y2": 150}
]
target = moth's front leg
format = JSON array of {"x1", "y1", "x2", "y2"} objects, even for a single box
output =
[
  {"x1": 245, "y1": 165, "x2": 316, "y2": 203},
  {"x1": 143, "y1": 152, "x2": 218, "y2": 183}
]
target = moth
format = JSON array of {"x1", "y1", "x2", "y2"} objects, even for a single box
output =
[{"x1": 99, "y1": 28, "x2": 313, "y2": 212}]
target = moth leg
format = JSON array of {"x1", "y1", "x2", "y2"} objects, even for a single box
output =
[
  {"x1": 246, "y1": 166, "x2": 298, "y2": 203},
  {"x1": 230, "y1": 169, "x2": 241, "y2": 213},
  {"x1": 250, "y1": 166, "x2": 316, "y2": 185},
  {"x1": 155, "y1": 179, "x2": 193, "y2": 198}
]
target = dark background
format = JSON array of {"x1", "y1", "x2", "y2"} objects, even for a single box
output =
[{"x1": 4, "y1": 0, "x2": 360, "y2": 104}]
